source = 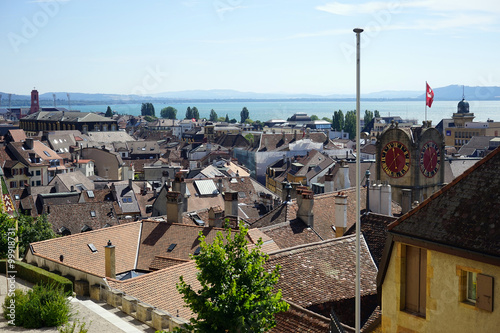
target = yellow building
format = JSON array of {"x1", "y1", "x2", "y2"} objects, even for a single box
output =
[
  {"x1": 444, "y1": 97, "x2": 500, "y2": 150},
  {"x1": 378, "y1": 146, "x2": 500, "y2": 332}
]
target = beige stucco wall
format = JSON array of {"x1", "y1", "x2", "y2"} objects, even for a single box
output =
[{"x1": 381, "y1": 242, "x2": 500, "y2": 332}]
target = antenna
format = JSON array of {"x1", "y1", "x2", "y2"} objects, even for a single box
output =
[
  {"x1": 462, "y1": 85, "x2": 465, "y2": 100},
  {"x1": 53, "y1": 93, "x2": 56, "y2": 108},
  {"x1": 67, "y1": 93, "x2": 71, "y2": 110}
]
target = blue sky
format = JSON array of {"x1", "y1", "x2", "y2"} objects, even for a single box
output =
[{"x1": 1, "y1": 0, "x2": 499, "y2": 96}]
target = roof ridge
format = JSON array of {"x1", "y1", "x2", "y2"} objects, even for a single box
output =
[
  {"x1": 267, "y1": 233, "x2": 358, "y2": 257},
  {"x1": 30, "y1": 220, "x2": 141, "y2": 245},
  {"x1": 388, "y1": 145, "x2": 500, "y2": 230}
]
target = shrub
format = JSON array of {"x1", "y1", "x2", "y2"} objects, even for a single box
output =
[
  {"x1": 2, "y1": 283, "x2": 71, "y2": 328},
  {"x1": 58, "y1": 319, "x2": 91, "y2": 333},
  {"x1": 0, "y1": 260, "x2": 73, "y2": 293}
]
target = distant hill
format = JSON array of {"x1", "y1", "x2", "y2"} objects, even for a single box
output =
[{"x1": 2, "y1": 85, "x2": 499, "y2": 104}]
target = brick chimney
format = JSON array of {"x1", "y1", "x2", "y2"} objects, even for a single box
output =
[
  {"x1": 104, "y1": 240, "x2": 116, "y2": 279},
  {"x1": 166, "y1": 191, "x2": 183, "y2": 223},
  {"x1": 401, "y1": 189, "x2": 412, "y2": 215},
  {"x1": 172, "y1": 172, "x2": 187, "y2": 213},
  {"x1": 334, "y1": 192, "x2": 348, "y2": 237},
  {"x1": 208, "y1": 206, "x2": 223, "y2": 227},
  {"x1": 224, "y1": 191, "x2": 238, "y2": 219},
  {"x1": 297, "y1": 189, "x2": 314, "y2": 228}
]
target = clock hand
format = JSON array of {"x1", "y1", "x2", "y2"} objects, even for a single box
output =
[{"x1": 388, "y1": 153, "x2": 400, "y2": 169}]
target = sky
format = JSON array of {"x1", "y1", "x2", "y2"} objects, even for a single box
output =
[{"x1": 1, "y1": 0, "x2": 500, "y2": 96}]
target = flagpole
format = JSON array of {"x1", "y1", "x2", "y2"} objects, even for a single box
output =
[
  {"x1": 425, "y1": 81, "x2": 427, "y2": 122},
  {"x1": 353, "y1": 27, "x2": 363, "y2": 333}
]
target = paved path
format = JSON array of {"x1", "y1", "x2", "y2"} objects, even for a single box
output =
[{"x1": 0, "y1": 274, "x2": 155, "y2": 332}]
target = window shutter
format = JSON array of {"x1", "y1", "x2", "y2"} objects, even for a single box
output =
[{"x1": 476, "y1": 274, "x2": 493, "y2": 312}]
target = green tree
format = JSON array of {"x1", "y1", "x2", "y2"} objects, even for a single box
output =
[
  {"x1": 225, "y1": 114, "x2": 230, "y2": 123},
  {"x1": 144, "y1": 115, "x2": 156, "y2": 122},
  {"x1": 161, "y1": 106, "x2": 177, "y2": 119},
  {"x1": 374, "y1": 110, "x2": 380, "y2": 118},
  {"x1": 192, "y1": 107, "x2": 200, "y2": 120},
  {"x1": 245, "y1": 133, "x2": 255, "y2": 145},
  {"x1": 364, "y1": 110, "x2": 374, "y2": 127},
  {"x1": 217, "y1": 116, "x2": 226, "y2": 122},
  {"x1": 344, "y1": 110, "x2": 357, "y2": 139},
  {"x1": 0, "y1": 213, "x2": 56, "y2": 258},
  {"x1": 209, "y1": 109, "x2": 218, "y2": 122},
  {"x1": 322, "y1": 117, "x2": 332, "y2": 123},
  {"x1": 176, "y1": 224, "x2": 288, "y2": 332},
  {"x1": 244, "y1": 118, "x2": 253, "y2": 125},
  {"x1": 240, "y1": 107, "x2": 249, "y2": 123},
  {"x1": 230, "y1": 118, "x2": 237, "y2": 124},
  {"x1": 186, "y1": 107, "x2": 193, "y2": 119},
  {"x1": 333, "y1": 110, "x2": 345, "y2": 131},
  {"x1": 310, "y1": 115, "x2": 319, "y2": 121},
  {"x1": 105, "y1": 106, "x2": 113, "y2": 117},
  {"x1": 140, "y1": 103, "x2": 155, "y2": 117}
]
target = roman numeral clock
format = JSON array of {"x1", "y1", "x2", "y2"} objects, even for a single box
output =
[{"x1": 376, "y1": 122, "x2": 444, "y2": 209}]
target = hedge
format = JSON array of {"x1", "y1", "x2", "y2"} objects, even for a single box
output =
[{"x1": 0, "y1": 260, "x2": 73, "y2": 293}]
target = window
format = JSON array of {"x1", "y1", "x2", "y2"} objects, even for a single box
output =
[
  {"x1": 36, "y1": 180, "x2": 41, "y2": 186},
  {"x1": 9, "y1": 181, "x2": 17, "y2": 188},
  {"x1": 402, "y1": 245, "x2": 427, "y2": 316},
  {"x1": 36, "y1": 170, "x2": 41, "y2": 176},
  {"x1": 90, "y1": 210, "x2": 96, "y2": 217},
  {"x1": 460, "y1": 268, "x2": 494, "y2": 312}
]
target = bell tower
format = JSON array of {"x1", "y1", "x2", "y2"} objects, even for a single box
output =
[{"x1": 30, "y1": 88, "x2": 39, "y2": 114}]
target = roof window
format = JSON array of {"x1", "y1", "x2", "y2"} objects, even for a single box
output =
[
  {"x1": 87, "y1": 243, "x2": 98, "y2": 253},
  {"x1": 167, "y1": 243, "x2": 177, "y2": 252}
]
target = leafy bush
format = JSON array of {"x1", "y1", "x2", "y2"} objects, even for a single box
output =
[
  {"x1": 58, "y1": 319, "x2": 91, "y2": 333},
  {"x1": 0, "y1": 260, "x2": 73, "y2": 293},
  {"x1": 3, "y1": 283, "x2": 71, "y2": 328}
]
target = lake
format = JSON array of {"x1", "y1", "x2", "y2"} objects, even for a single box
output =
[{"x1": 62, "y1": 100, "x2": 500, "y2": 125}]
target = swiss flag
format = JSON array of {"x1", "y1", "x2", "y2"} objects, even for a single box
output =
[{"x1": 426, "y1": 83, "x2": 434, "y2": 107}]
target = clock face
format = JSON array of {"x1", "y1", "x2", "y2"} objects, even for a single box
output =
[
  {"x1": 381, "y1": 141, "x2": 411, "y2": 178},
  {"x1": 420, "y1": 141, "x2": 441, "y2": 178}
]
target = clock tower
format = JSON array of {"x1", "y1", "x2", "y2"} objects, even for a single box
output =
[
  {"x1": 30, "y1": 89, "x2": 39, "y2": 114},
  {"x1": 376, "y1": 120, "x2": 445, "y2": 208}
]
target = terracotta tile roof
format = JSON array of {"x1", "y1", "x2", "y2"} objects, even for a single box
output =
[
  {"x1": 270, "y1": 302, "x2": 330, "y2": 333},
  {"x1": 135, "y1": 191, "x2": 155, "y2": 217},
  {"x1": 136, "y1": 220, "x2": 272, "y2": 271},
  {"x1": 30, "y1": 222, "x2": 142, "y2": 277},
  {"x1": 46, "y1": 201, "x2": 119, "y2": 235},
  {"x1": 389, "y1": 145, "x2": 500, "y2": 259},
  {"x1": 108, "y1": 261, "x2": 199, "y2": 320},
  {"x1": 266, "y1": 235, "x2": 377, "y2": 310},
  {"x1": 259, "y1": 219, "x2": 322, "y2": 249},
  {"x1": 7, "y1": 129, "x2": 26, "y2": 142},
  {"x1": 344, "y1": 213, "x2": 397, "y2": 267},
  {"x1": 149, "y1": 256, "x2": 190, "y2": 271},
  {"x1": 257, "y1": 132, "x2": 327, "y2": 152}
]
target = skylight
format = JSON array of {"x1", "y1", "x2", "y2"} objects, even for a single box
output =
[
  {"x1": 87, "y1": 243, "x2": 98, "y2": 253},
  {"x1": 87, "y1": 190, "x2": 95, "y2": 198},
  {"x1": 90, "y1": 210, "x2": 96, "y2": 217},
  {"x1": 43, "y1": 151, "x2": 51, "y2": 157},
  {"x1": 167, "y1": 243, "x2": 177, "y2": 252},
  {"x1": 194, "y1": 247, "x2": 201, "y2": 255}
]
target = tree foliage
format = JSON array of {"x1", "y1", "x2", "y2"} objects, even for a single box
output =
[
  {"x1": 240, "y1": 107, "x2": 249, "y2": 123},
  {"x1": 225, "y1": 114, "x2": 230, "y2": 123},
  {"x1": 374, "y1": 110, "x2": 380, "y2": 118},
  {"x1": 333, "y1": 110, "x2": 345, "y2": 131},
  {"x1": 140, "y1": 103, "x2": 155, "y2": 117},
  {"x1": 344, "y1": 110, "x2": 357, "y2": 139},
  {"x1": 310, "y1": 114, "x2": 319, "y2": 121},
  {"x1": 192, "y1": 107, "x2": 200, "y2": 121},
  {"x1": 0, "y1": 213, "x2": 56, "y2": 258},
  {"x1": 161, "y1": 106, "x2": 177, "y2": 119},
  {"x1": 186, "y1": 107, "x2": 193, "y2": 119},
  {"x1": 364, "y1": 110, "x2": 374, "y2": 127},
  {"x1": 209, "y1": 109, "x2": 218, "y2": 122},
  {"x1": 105, "y1": 106, "x2": 113, "y2": 117},
  {"x1": 176, "y1": 224, "x2": 288, "y2": 332}
]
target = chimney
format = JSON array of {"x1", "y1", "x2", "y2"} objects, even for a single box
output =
[
  {"x1": 104, "y1": 240, "x2": 116, "y2": 279},
  {"x1": 166, "y1": 191, "x2": 182, "y2": 223},
  {"x1": 217, "y1": 177, "x2": 223, "y2": 194},
  {"x1": 335, "y1": 161, "x2": 350, "y2": 190},
  {"x1": 172, "y1": 172, "x2": 187, "y2": 213},
  {"x1": 128, "y1": 178, "x2": 133, "y2": 191},
  {"x1": 297, "y1": 190, "x2": 314, "y2": 228},
  {"x1": 294, "y1": 130, "x2": 297, "y2": 141},
  {"x1": 380, "y1": 183, "x2": 392, "y2": 216},
  {"x1": 334, "y1": 192, "x2": 348, "y2": 237},
  {"x1": 224, "y1": 191, "x2": 239, "y2": 219},
  {"x1": 25, "y1": 138, "x2": 34, "y2": 150},
  {"x1": 324, "y1": 174, "x2": 334, "y2": 193},
  {"x1": 208, "y1": 206, "x2": 223, "y2": 228},
  {"x1": 401, "y1": 189, "x2": 412, "y2": 215}
]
